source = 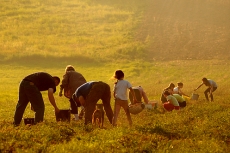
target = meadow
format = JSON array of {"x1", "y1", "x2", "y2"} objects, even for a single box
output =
[{"x1": 0, "y1": 0, "x2": 230, "y2": 152}]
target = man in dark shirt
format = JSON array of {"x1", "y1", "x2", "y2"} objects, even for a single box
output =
[
  {"x1": 72, "y1": 81, "x2": 114, "y2": 125},
  {"x1": 13, "y1": 72, "x2": 60, "y2": 126}
]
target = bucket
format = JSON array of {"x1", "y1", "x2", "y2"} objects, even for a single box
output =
[
  {"x1": 55, "y1": 109, "x2": 71, "y2": 122},
  {"x1": 129, "y1": 102, "x2": 145, "y2": 115},
  {"x1": 145, "y1": 101, "x2": 158, "y2": 109},
  {"x1": 191, "y1": 93, "x2": 199, "y2": 100},
  {"x1": 24, "y1": 118, "x2": 35, "y2": 125}
]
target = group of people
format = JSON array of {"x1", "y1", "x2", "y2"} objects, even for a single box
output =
[
  {"x1": 13, "y1": 64, "x2": 218, "y2": 126},
  {"x1": 13, "y1": 66, "x2": 140, "y2": 127},
  {"x1": 160, "y1": 78, "x2": 218, "y2": 111}
]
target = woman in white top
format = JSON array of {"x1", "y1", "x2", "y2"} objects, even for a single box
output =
[
  {"x1": 112, "y1": 70, "x2": 137, "y2": 127},
  {"x1": 194, "y1": 77, "x2": 218, "y2": 102}
]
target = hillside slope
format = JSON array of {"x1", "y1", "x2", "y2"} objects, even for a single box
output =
[{"x1": 136, "y1": 0, "x2": 230, "y2": 60}]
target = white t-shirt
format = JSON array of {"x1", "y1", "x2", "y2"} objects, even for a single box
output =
[
  {"x1": 208, "y1": 79, "x2": 218, "y2": 87},
  {"x1": 173, "y1": 87, "x2": 179, "y2": 94},
  {"x1": 114, "y1": 80, "x2": 132, "y2": 100}
]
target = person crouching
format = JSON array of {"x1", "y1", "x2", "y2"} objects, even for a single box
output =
[{"x1": 163, "y1": 90, "x2": 180, "y2": 111}]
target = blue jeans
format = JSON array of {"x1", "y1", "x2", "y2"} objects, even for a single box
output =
[{"x1": 14, "y1": 80, "x2": 45, "y2": 125}]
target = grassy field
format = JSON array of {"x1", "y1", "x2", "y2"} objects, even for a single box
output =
[{"x1": 1, "y1": 0, "x2": 230, "y2": 152}]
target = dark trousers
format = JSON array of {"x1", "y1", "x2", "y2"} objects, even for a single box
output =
[
  {"x1": 204, "y1": 87, "x2": 217, "y2": 102},
  {"x1": 179, "y1": 101, "x2": 186, "y2": 108},
  {"x1": 84, "y1": 82, "x2": 114, "y2": 125},
  {"x1": 69, "y1": 98, "x2": 78, "y2": 114},
  {"x1": 14, "y1": 80, "x2": 45, "y2": 125}
]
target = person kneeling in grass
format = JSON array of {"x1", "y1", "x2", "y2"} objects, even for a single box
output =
[
  {"x1": 172, "y1": 94, "x2": 186, "y2": 108},
  {"x1": 163, "y1": 90, "x2": 180, "y2": 111}
]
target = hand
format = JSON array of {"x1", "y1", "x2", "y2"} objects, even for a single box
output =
[{"x1": 59, "y1": 91, "x2": 63, "y2": 97}]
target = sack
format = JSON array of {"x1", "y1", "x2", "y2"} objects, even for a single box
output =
[{"x1": 129, "y1": 102, "x2": 145, "y2": 115}]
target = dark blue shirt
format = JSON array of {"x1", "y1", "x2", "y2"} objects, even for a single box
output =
[{"x1": 74, "y1": 81, "x2": 95, "y2": 99}]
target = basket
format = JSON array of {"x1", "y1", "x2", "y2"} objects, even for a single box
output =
[
  {"x1": 24, "y1": 118, "x2": 35, "y2": 125},
  {"x1": 55, "y1": 109, "x2": 71, "y2": 122},
  {"x1": 128, "y1": 102, "x2": 145, "y2": 115}
]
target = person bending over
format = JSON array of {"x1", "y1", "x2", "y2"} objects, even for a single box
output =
[{"x1": 14, "y1": 72, "x2": 60, "y2": 126}]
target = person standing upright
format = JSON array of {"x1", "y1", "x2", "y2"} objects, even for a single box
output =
[{"x1": 112, "y1": 70, "x2": 137, "y2": 127}]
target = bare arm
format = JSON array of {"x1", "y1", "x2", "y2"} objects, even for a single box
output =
[
  {"x1": 194, "y1": 83, "x2": 204, "y2": 91},
  {"x1": 59, "y1": 73, "x2": 69, "y2": 96},
  {"x1": 48, "y1": 88, "x2": 59, "y2": 113},
  {"x1": 179, "y1": 89, "x2": 189, "y2": 97},
  {"x1": 79, "y1": 95, "x2": 86, "y2": 106}
]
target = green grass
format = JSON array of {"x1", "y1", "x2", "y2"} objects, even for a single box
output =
[{"x1": 1, "y1": 60, "x2": 230, "y2": 152}]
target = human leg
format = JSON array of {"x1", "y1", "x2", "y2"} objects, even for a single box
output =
[
  {"x1": 14, "y1": 81, "x2": 29, "y2": 125},
  {"x1": 163, "y1": 102, "x2": 174, "y2": 111},
  {"x1": 179, "y1": 101, "x2": 186, "y2": 108},
  {"x1": 120, "y1": 100, "x2": 132, "y2": 126},
  {"x1": 84, "y1": 82, "x2": 103, "y2": 125},
  {"x1": 204, "y1": 88, "x2": 211, "y2": 101},
  {"x1": 25, "y1": 82, "x2": 45, "y2": 123},
  {"x1": 101, "y1": 83, "x2": 113, "y2": 124},
  {"x1": 112, "y1": 99, "x2": 121, "y2": 126},
  {"x1": 69, "y1": 98, "x2": 79, "y2": 120},
  {"x1": 210, "y1": 87, "x2": 217, "y2": 102},
  {"x1": 79, "y1": 106, "x2": 85, "y2": 119}
]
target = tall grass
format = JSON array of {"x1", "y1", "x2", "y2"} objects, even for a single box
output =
[{"x1": 0, "y1": 0, "x2": 149, "y2": 62}]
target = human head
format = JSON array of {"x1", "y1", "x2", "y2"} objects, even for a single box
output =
[
  {"x1": 113, "y1": 70, "x2": 124, "y2": 80},
  {"x1": 168, "y1": 83, "x2": 175, "y2": 89},
  {"x1": 65, "y1": 65, "x2": 75, "y2": 72},
  {"x1": 163, "y1": 90, "x2": 171, "y2": 97},
  {"x1": 177, "y1": 82, "x2": 183, "y2": 88},
  {"x1": 53, "y1": 76, "x2": 60, "y2": 86},
  {"x1": 202, "y1": 77, "x2": 210, "y2": 86}
]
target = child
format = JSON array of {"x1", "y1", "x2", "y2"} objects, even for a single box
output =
[
  {"x1": 112, "y1": 70, "x2": 137, "y2": 127},
  {"x1": 173, "y1": 82, "x2": 190, "y2": 97},
  {"x1": 160, "y1": 83, "x2": 175, "y2": 103},
  {"x1": 173, "y1": 94, "x2": 187, "y2": 108},
  {"x1": 163, "y1": 90, "x2": 180, "y2": 111}
]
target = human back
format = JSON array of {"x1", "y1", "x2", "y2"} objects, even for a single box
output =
[
  {"x1": 114, "y1": 80, "x2": 132, "y2": 100},
  {"x1": 63, "y1": 71, "x2": 86, "y2": 98},
  {"x1": 24, "y1": 72, "x2": 56, "y2": 92}
]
